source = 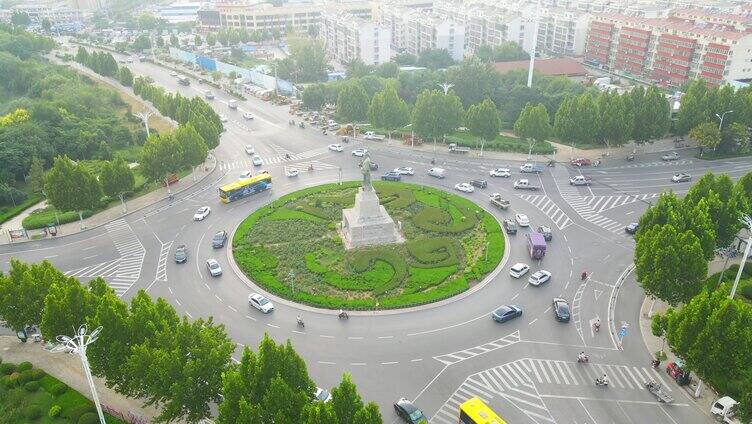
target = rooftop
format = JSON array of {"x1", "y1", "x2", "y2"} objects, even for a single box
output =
[
  {"x1": 493, "y1": 57, "x2": 587, "y2": 77},
  {"x1": 594, "y1": 13, "x2": 751, "y2": 40}
]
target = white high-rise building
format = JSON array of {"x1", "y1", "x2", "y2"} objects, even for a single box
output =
[{"x1": 321, "y1": 13, "x2": 392, "y2": 65}]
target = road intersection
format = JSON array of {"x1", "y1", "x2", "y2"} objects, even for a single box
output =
[{"x1": 2, "y1": 51, "x2": 746, "y2": 423}]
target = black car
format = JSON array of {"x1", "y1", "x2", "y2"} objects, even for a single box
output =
[
  {"x1": 503, "y1": 219, "x2": 517, "y2": 234},
  {"x1": 625, "y1": 222, "x2": 639, "y2": 234},
  {"x1": 212, "y1": 230, "x2": 228, "y2": 248},
  {"x1": 381, "y1": 172, "x2": 402, "y2": 182},
  {"x1": 393, "y1": 398, "x2": 427, "y2": 424},
  {"x1": 491, "y1": 305, "x2": 523, "y2": 323},
  {"x1": 470, "y1": 179, "x2": 488, "y2": 189},
  {"x1": 174, "y1": 245, "x2": 188, "y2": 263},
  {"x1": 552, "y1": 297, "x2": 571, "y2": 322},
  {"x1": 537, "y1": 225, "x2": 553, "y2": 241}
]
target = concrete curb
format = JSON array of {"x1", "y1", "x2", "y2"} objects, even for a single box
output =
[{"x1": 226, "y1": 186, "x2": 512, "y2": 316}]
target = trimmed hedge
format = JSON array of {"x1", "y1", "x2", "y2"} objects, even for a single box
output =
[
  {"x1": 0, "y1": 363, "x2": 15, "y2": 375},
  {"x1": 22, "y1": 404, "x2": 42, "y2": 420},
  {"x1": 16, "y1": 361, "x2": 33, "y2": 372},
  {"x1": 24, "y1": 380, "x2": 40, "y2": 392},
  {"x1": 22, "y1": 207, "x2": 94, "y2": 230},
  {"x1": 406, "y1": 237, "x2": 460, "y2": 267},
  {"x1": 78, "y1": 411, "x2": 99, "y2": 424},
  {"x1": 48, "y1": 405, "x2": 62, "y2": 418}
]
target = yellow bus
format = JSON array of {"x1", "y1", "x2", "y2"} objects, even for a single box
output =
[
  {"x1": 458, "y1": 397, "x2": 506, "y2": 424},
  {"x1": 219, "y1": 174, "x2": 272, "y2": 203}
]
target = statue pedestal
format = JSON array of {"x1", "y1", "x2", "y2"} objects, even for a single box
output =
[{"x1": 340, "y1": 188, "x2": 404, "y2": 249}]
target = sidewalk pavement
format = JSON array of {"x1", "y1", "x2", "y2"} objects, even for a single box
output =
[
  {"x1": 638, "y1": 258, "x2": 742, "y2": 419},
  {"x1": 0, "y1": 336, "x2": 162, "y2": 422}
]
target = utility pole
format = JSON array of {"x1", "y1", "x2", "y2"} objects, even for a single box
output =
[
  {"x1": 135, "y1": 109, "x2": 154, "y2": 138},
  {"x1": 527, "y1": 0, "x2": 541, "y2": 88},
  {"x1": 273, "y1": 61, "x2": 279, "y2": 98},
  {"x1": 730, "y1": 215, "x2": 752, "y2": 300}
]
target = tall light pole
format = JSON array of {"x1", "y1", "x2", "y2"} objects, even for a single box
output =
[
  {"x1": 437, "y1": 82, "x2": 453, "y2": 95},
  {"x1": 715, "y1": 110, "x2": 733, "y2": 131},
  {"x1": 135, "y1": 109, "x2": 153, "y2": 138},
  {"x1": 51, "y1": 325, "x2": 105, "y2": 424},
  {"x1": 730, "y1": 215, "x2": 752, "y2": 300},
  {"x1": 527, "y1": 0, "x2": 541, "y2": 88}
]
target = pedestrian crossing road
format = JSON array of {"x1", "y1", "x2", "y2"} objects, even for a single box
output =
[
  {"x1": 432, "y1": 358, "x2": 673, "y2": 424},
  {"x1": 64, "y1": 220, "x2": 145, "y2": 296},
  {"x1": 554, "y1": 169, "x2": 628, "y2": 234},
  {"x1": 218, "y1": 146, "x2": 328, "y2": 171},
  {"x1": 582, "y1": 193, "x2": 659, "y2": 214},
  {"x1": 515, "y1": 195, "x2": 573, "y2": 230}
]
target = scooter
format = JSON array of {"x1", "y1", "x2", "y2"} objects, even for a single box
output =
[
  {"x1": 593, "y1": 321, "x2": 601, "y2": 332},
  {"x1": 595, "y1": 378, "x2": 609, "y2": 387},
  {"x1": 547, "y1": 160, "x2": 555, "y2": 167},
  {"x1": 651, "y1": 359, "x2": 661, "y2": 369},
  {"x1": 308, "y1": 164, "x2": 314, "y2": 172},
  {"x1": 577, "y1": 355, "x2": 589, "y2": 363},
  {"x1": 626, "y1": 153, "x2": 635, "y2": 162},
  {"x1": 338, "y1": 311, "x2": 349, "y2": 320},
  {"x1": 581, "y1": 271, "x2": 588, "y2": 281},
  {"x1": 297, "y1": 317, "x2": 305, "y2": 328},
  {"x1": 289, "y1": 120, "x2": 295, "y2": 126}
]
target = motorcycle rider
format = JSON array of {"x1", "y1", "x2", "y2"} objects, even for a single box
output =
[
  {"x1": 593, "y1": 318, "x2": 601, "y2": 332},
  {"x1": 597, "y1": 374, "x2": 609, "y2": 385},
  {"x1": 297, "y1": 315, "x2": 304, "y2": 326},
  {"x1": 578, "y1": 352, "x2": 587, "y2": 362}
]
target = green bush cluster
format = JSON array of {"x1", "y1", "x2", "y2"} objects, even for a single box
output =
[
  {"x1": 268, "y1": 208, "x2": 326, "y2": 223},
  {"x1": 742, "y1": 284, "x2": 752, "y2": 301},
  {"x1": 0, "y1": 362, "x2": 15, "y2": 375},
  {"x1": 48, "y1": 405, "x2": 62, "y2": 418},
  {"x1": 404, "y1": 266, "x2": 457, "y2": 294},
  {"x1": 16, "y1": 361, "x2": 32, "y2": 373},
  {"x1": 78, "y1": 411, "x2": 99, "y2": 424},
  {"x1": 377, "y1": 185, "x2": 415, "y2": 209},
  {"x1": 50, "y1": 382, "x2": 68, "y2": 396},
  {"x1": 406, "y1": 237, "x2": 460, "y2": 267},
  {"x1": 22, "y1": 208, "x2": 94, "y2": 230},
  {"x1": 22, "y1": 404, "x2": 42, "y2": 420},
  {"x1": 69, "y1": 404, "x2": 95, "y2": 423},
  {"x1": 24, "y1": 380, "x2": 40, "y2": 392},
  {"x1": 349, "y1": 248, "x2": 407, "y2": 295}
]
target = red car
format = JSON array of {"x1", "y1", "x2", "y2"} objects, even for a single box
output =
[
  {"x1": 666, "y1": 360, "x2": 691, "y2": 385},
  {"x1": 570, "y1": 158, "x2": 592, "y2": 167}
]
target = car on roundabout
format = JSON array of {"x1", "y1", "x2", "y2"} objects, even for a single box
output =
[
  {"x1": 313, "y1": 387, "x2": 332, "y2": 403},
  {"x1": 552, "y1": 297, "x2": 571, "y2": 322},
  {"x1": 174, "y1": 245, "x2": 188, "y2": 263},
  {"x1": 328, "y1": 143, "x2": 343, "y2": 152},
  {"x1": 509, "y1": 263, "x2": 530, "y2": 278},
  {"x1": 193, "y1": 206, "x2": 211, "y2": 221},
  {"x1": 219, "y1": 115, "x2": 228, "y2": 123},
  {"x1": 243, "y1": 112, "x2": 254, "y2": 120},
  {"x1": 206, "y1": 259, "x2": 222, "y2": 277},
  {"x1": 252, "y1": 155, "x2": 263, "y2": 166},
  {"x1": 515, "y1": 213, "x2": 530, "y2": 227},
  {"x1": 285, "y1": 168, "x2": 299, "y2": 177},
  {"x1": 489, "y1": 168, "x2": 511, "y2": 178},
  {"x1": 470, "y1": 179, "x2": 488, "y2": 189},
  {"x1": 170, "y1": 70, "x2": 178, "y2": 77},
  {"x1": 491, "y1": 305, "x2": 523, "y2": 323},
  {"x1": 671, "y1": 172, "x2": 691, "y2": 183},
  {"x1": 351, "y1": 148, "x2": 368, "y2": 157},
  {"x1": 454, "y1": 183, "x2": 475, "y2": 193},
  {"x1": 381, "y1": 172, "x2": 402, "y2": 182},
  {"x1": 625, "y1": 222, "x2": 639, "y2": 234},
  {"x1": 212, "y1": 230, "x2": 228, "y2": 248},
  {"x1": 244, "y1": 145, "x2": 255, "y2": 155},
  {"x1": 393, "y1": 167, "x2": 414, "y2": 175},
  {"x1": 503, "y1": 219, "x2": 517, "y2": 235},
  {"x1": 248, "y1": 293, "x2": 274, "y2": 313},
  {"x1": 393, "y1": 398, "x2": 427, "y2": 424},
  {"x1": 528, "y1": 270, "x2": 552, "y2": 286},
  {"x1": 537, "y1": 225, "x2": 553, "y2": 241}
]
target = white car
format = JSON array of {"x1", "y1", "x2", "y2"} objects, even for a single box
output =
[
  {"x1": 170, "y1": 70, "x2": 178, "y2": 77},
  {"x1": 671, "y1": 173, "x2": 691, "y2": 183},
  {"x1": 314, "y1": 387, "x2": 332, "y2": 403},
  {"x1": 455, "y1": 183, "x2": 475, "y2": 193},
  {"x1": 515, "y1": 213, "x2": 530, "y2": 227},
  {"x1": 126, "y1": 57, "x2": 133, "y2": 63},
  {"x1": 393, "y1": 167, "x2": 415, "y2": 175},
  {"x1": 285, "y1": 168, "x2": 299, "y2": 177},
  {"x1": 219, "y1": 115, "x2": 228, "y2": 123},
  {"x1": 509, "y1": 263, "x2": 530, "y2": 278},
  {"x1": 252, "y1": 155, "x2": 263, "y2": 166},
  {"x1": 243, "y1": 112, "x2": 254, "y2": 120},
  {"x1": 328, "y1": 143, "x2": 344, "y2": 152},
  {"x1": 351, "y1": 148, "x2": 368, "y2": 157},
  {"x1": 490, "y1": 168, "x2": 511, "y2": 178},
  {"x1": 528, "y1": 270, "x2": 552, "y2": 286},
  {"x1": 193, "y1": 206, "x2": 211, "y2": 221},
  {"x1": 244, "y1": 145, "x2": 255, "y2": 155},
  {"x1": 239, "y1": 170, "x2": 253, "y2": 179},
  {"x1": 206, "y1": 259, "x2": 222, "y2": 277},
  {"x1": 248, "y1": 293, "x2": 274, "y2": 313}
]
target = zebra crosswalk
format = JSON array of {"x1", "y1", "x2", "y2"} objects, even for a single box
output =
[
  {"x1": 433, "y1": 358, "x2": 672, "y2": 424},
  {"x1": 610, "y1": 159, "x2": 693, "y2": 170},
  {"x1": 515, "y1": 195, "x2": 573, "y2": 230},
  {"x1": 219, "y1": 147, "x2": 329, "y2": 171},
  {"x1": 554, "y1": 169, "x2": 627, "y2": 234},
  {"x1": 433, "y1": 331, "x2": 520, "y2": 366},
  {"x1": 64, "y1": 220, "x2": 145, "y2": 296},
  {"x1": 582, "y1": 193, "x2": 659, "y2": 213}
]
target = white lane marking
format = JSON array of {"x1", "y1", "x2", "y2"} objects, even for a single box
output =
[
  {"x1": 292, "y1": 330, "x2": 305, "y2": 334},
  {"x1": 318, "y1": 361, "x2": 335, "y2": 365},
  {"x1": 528, "y1": 318, "x2": 538, "y2": 326},
  {"x1": 231, "y1": 357, "x2": 240, "y2": 364},
  {"x1": 267, "y1": 324, "x2": 280, "y2": 329},
  {"x1": 168, "y1": 287, "x2": 173, "y2": 294},
  {"x1": 175, "y1": 299, "x2": 182, "y2": 306},
  {"x1": 378, "y1": 335, "x2": 394, "y2": 339},
  {"x1": 411, "y1": 358, "x2": 423, "y2": 362},
  {"x1": 319, "y1": 334, "x2": 334, "y2": 339},
  {"x1": 350, "y1": 362, "x2": 367, "y2": 366},
  {"x1": 83, "y1": 246, "x2": 97, "y2": 251},
  {"x1": 44, "y1": 255, "x2": 58, "y2": 259},
  {"x1": 185, "y1": 311, "x2": 193, "y2": 318},
  {"x1": 228, "y1": 305, "x2": 237, "y2": 312},
  {"x1": 347, "y1": 336, "x2": 364, "y2": 340},
  {"x1": 214, "y1": 294, "x2": 223, "y2": 302},
  {"x1": 245, "y1": 315, "x2": 257, "y2": 321},
  {"x1": 381, "y1": 361, "x2": 398, "y2": 365},
  {"x1": 204, "y1": 283, "x2": 210, "y2": 290},
  {"x1": 511, "y1": 293, "x2": 520, "y2": 301},
  {"x1": 83, "y1": 255, "x2": 98, "y2": 260}
]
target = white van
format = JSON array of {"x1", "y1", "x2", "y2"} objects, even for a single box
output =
[
  {"x1": 228, "y1": 99, "x2": 238, "y2": 109},
  {"x1": 428, "y1": 167, "x2": 446, "y2": 179},
  {"x1": 711, "y1": 396, "x2": 742, "y2": 423}
]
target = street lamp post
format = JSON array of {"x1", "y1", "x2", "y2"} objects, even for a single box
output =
[
  {"x1": 135, "y1": 109, "x2": 153, "y2": 138},
  {"x1": 730, "y1": 215, "x2": 752, "y2": 300},
  {"x1": 437, "y1": 82, "x2": 453, "y2": 95},
  {"x1": 51, "y1": 325, "x2": 105, "y2": 424},
  {"x1": 715, "y1": 110, "x2": 733, "y2": 132}
]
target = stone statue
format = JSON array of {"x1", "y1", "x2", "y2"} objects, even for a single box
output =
[{"x1": 360, "y1": 153, "x2": 373, "y2": 191}]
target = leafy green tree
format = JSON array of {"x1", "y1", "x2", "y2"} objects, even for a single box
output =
[
  {"x1": 302, "y1": 84, "x2": 328, "y2": 110},
  {"x1": 651, "y1": 313, "x2": 668, "y2": 352},
  {"x1": 634, "y1": 224, "x2": 707, "y2": 305},
  {"x1": 416, "y1": 48, "x2": 454, "y2": 70},
  {"x1": 720, "y1": 121, "x2": 749, "y2": 153},
  {"x1": 132, "y1": 34, "x2": 151, "y2": 51},
  {"x1": 170, "y1": 34, "x2": 179, "y2": 47},
  {"x1": 206, "y1": 32, "x2": 217, "y2": 46},
  {"x1": 175, "y1": 123, "x2": 208, "y2": 177},
  {"x1": 412, "y1": 89, "x2": 464, "y2": 144},
  {"x1": 100, "y1": 157, "x2": 135, "y2": 212},
  {"x1": 194, "y1": 34, "x2": 202, "y2": 46},
  {"x1": 447, "y1": 58, "x2": 500, "y2": 108},
  {"x1": 689, "y1": 122, "x2": 721, "y2": 153},
  {"x1": 631, "y1": 86, "x2": 670, "y2": 142},
  {"x1": 466, "y1": 98, "x2": 500, "y2": 156},
  {"x1": 139, "y1": 134, "x2": 183, "y2": 192},
  {"x1": 737, "y1": 171, "x2": 752, "y2": 215},
  {"x1": 514, "y1": 102, "x2": 551, "y2": 157},
  {"x1": 10, "y1": 11, "x2": 30, "y2": 27},
  {"x1": 155, "y1": 36, "x2": 164, "y2": 48},
  {"x1": 336, "y1": 80, "x2": 369, "y2": 123},
  {"x1": 353, "y1": 402, "x2": 383, "y2": 424},
  {"x1": 75, "y1": 46, "x2": 89, "y2": 64},
  {"x1": 189, "y1": 112, "x2": 220, "y2": 150},
  {"x1": 117, "y1": 66, "x2": 133, "y2": 86},
  {"x1": 302, "y1": 402, "x2": 338, "y2": 424},
  {"x1": 393, "y1": 52, "x2": 417, "y2": 66},
  {"x1": 86, "y1": 285, "x2": 132, "y2": 390},
  {"x1": 597, "y1": 91, "x2": 633, "y2": 149},
  {"x1": 40, "y1": 276, "x2": 95, "y2": 340},
  {"x1": 26, "y1": 156, "x2": 44, "y2": 193},
  {"x1": 44, "y1": 155, "x2": 102, "y2": 227},
  {"x1": 676, "y1": 80, "x2": 710, "y2": 135},
  {"x1": 554, "y1": 94, "x2": 599, "y2": 147},
  {"x1": 345, "y1": 58, "x2": 373, "y2": 79},
  {"x1": 684, "y1": 173, "x2": 746, "y2": 248},
  {"x1": 368, "y1": 85, "x2": 409, "y2": 139},
  {"x1": 374, "y1": 62, "x2": 399, "y2": 78},
  {"x1": 0, "y1": 260, "x2": 59, "y2": 331},
  {"x1": 332, "y1": 373, "x2": 363, "y2": 424}
]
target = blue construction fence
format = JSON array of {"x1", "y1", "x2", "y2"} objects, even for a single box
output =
[{"x1": 169, "y1": 47, "x2": 296, "y2": 95}]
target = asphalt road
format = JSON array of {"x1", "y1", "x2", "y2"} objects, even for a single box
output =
[{"x1": 4, "y1": 45, "x2": 749, "y2": 423}]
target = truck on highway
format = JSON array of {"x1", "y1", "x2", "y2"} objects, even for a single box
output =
[
  {"x1": 711, "y1": 397, "x2": 742, "y2": 424},
  {"x1": 569, "y1": 175, "x2": 592, "y2": 186},
  {"x1": 520, "y1": 163, "x2": 545, "y2": 173},
  {"x1": 527, "y1": 233, "x2": 547, "y2": 259},
  {"x1": 448, "y1": 143, "x2": 470, "y2": 154},
  {"x1": 363, "y1": 131, "x2": 385, "y2": 141},
  {"x1": 489, "y1": 193, "x2": 510, "y2": 210},
  {"x1": 513, "y1": 179, "x2": 540, "y2": 190}
]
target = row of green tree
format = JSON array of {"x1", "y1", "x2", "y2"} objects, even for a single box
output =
[
  {"x1": 0, "y1": 259, "x2": 381, "y2": 423},
  {"x1": 0, "y1": 23, "x2": 55, "y2": 60},
  {"x1": 634, "y1": 172, "x2": 752, "y2": 419},
  {"x1": 132, "y1": 76, "x2": 223, "y2": 148},
  {"x1": 74, "y1": 46, "x2": 135, "y2": 88}
]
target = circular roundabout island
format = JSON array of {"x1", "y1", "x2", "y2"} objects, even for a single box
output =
[{"x1": 232, "y1": 181, "x2": 505, "y2": 310}]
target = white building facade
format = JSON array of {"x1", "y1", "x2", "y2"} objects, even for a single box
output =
[{"x1": 321, "y1": 13, "x2": 391, "y2": 65}]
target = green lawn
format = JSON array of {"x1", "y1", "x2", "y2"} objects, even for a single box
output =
[
  {"x1": 233, "y1": 182, "x2": 505, "y2": 310},
  {"x1": 695, "y1": 150, "x2": 752, "y2": 161}
]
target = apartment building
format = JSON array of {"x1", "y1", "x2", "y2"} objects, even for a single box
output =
[
  {"x1": 198, "y1": 1, "x2": 373, "y2": 34},
  {"x1": 584, "y1": 13, "x2": 752, "y2": 87},
  {"x1": 320, "y1": 13, "x2": 391, "y2": 65},
  {"x1": 0, "y1": 2, "x2": 83, "y2": 25},
  {"x1": 404, "y1": 10, "x2": 465, "y2": 61},
  {"x1": 537, "y1": 7, "x2": 592, "y2": 56}
]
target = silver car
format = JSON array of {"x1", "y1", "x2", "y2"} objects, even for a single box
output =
[{"x1": 206, "y1": 259, "x2": 222, "y2": 277}]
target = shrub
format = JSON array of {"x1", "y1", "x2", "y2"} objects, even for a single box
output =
[
  {"x1": 78, "y1": 412, "x2": 99, "y2": 424},
  {"x1": 18, "y1": 369, "x2": 35, "y2": 384},
  {"x1": 1, "y1": 375, "x2": 15, "y2": 388},
  {"x1": 23, "y1": 405, "x2": 42, "y2": 420},
  {"x1": 69, "y1": 404, "x2": 95, "y2": 423},
  {"x1": 742, "y1": 284, "x2": 752, "y2": 300},
  {"x1": 0, "y1": 362, "x2": 15, "y2": 375},
  {"x1": 16, "y1": 361, "x2": 33, "y2": 372},
  {"x1": 406, "y1": 237, "x2": 460, "y2": 267},
  {"x1": 29, "y1": 368, "x2": 46, "y2": 380},
  {"x1": 50, "y1": 382, "x2": 68, "y2": 396},
  {"x1": 24, "y1": 380, "x2": 40, "y2": 392},
  {"x1": 48, "y1": 405, "x2": 62, "y2": 418}
]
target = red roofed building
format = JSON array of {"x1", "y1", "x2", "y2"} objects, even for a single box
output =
[
  {"x1": 584, "y1": 12, "x2": 752, "y2": 88},
  {"x1": 493, "y1": 57, "x2": 587, "y2": 80}
]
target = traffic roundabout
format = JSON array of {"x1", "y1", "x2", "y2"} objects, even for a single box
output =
[{"x1": 231, "y1": 181, "x2": 505, "y2": 310}]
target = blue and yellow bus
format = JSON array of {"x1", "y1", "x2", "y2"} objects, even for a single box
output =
[
  {"x1": 458, "y1": 397, "x2": 506, "y2": 424},
  {"x1": 218, "y1": 174, "x2": 272, "y2": 203}
]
